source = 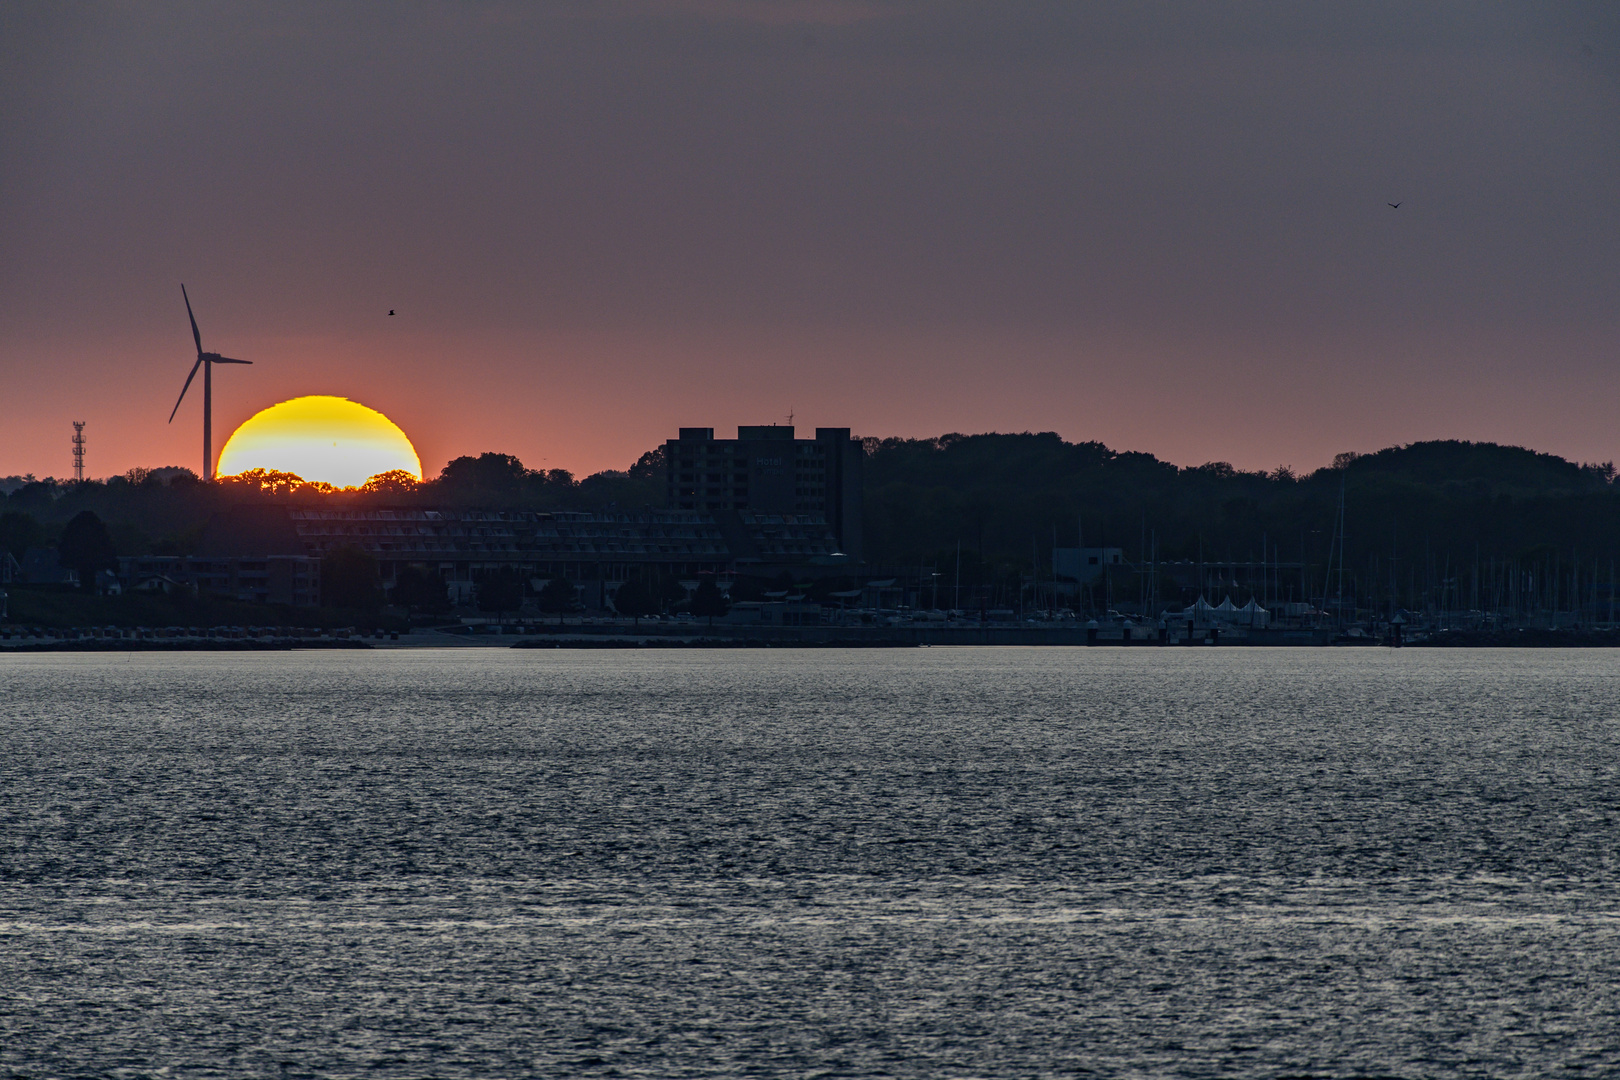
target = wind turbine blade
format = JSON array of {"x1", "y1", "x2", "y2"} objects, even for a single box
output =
[
  {"x1": 168, "y1": 357, "x2": 203, "y2": 422},
  {"x1": 214, "y1": 357, "x2": 252, "y2": 364},
  {"x1": 181, "y1": 283, "x2": 202, "y2": 355}
]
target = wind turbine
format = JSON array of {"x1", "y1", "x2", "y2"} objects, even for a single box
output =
[{"x1": 169, "y1": 284, "x2": 252, "y2": 480}]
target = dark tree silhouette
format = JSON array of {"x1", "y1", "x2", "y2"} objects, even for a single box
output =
[
  {"x1": 613, "y1": 576, "x2": 657, "y2": 624},
  {"x1": 360, "y1": 470, "x2": 422, "y2": 495},
  {"x1": 436, "y1": 452, "x2": 529, "y2": 496},
  {"x1": 476, "y1": 567, "x2": 525, "y2": 620},
  {"x1": 392, "y1": 564, "x2": 450, "y2": 614},
  {"x1": 538, "y1": 468, "x2": 575, "y2": 488},
  {"x1": 690, "y1": 575, "x2": 729, "y2": 625},
  {"x1": 627, "y1": 447, "x2": 665, "y2": 479},
  {"x1": 57, "y1": 510, "x2": 117, "y2": 591},
  {"x1": 5, "y1": 482, "x2": 59, "y2": 514},
  {"x1": 0, "y1": 511, "x2": 43, "y2": 562},
  {"x1": 321, "y1": 545, "x2": 383, "y2": 610},
  {"x1": 536, "y1": 577, "x2": 578, "y2": 624},
  {"x1": 657, "y1": 572, "x2": 689, "y2": 614}
]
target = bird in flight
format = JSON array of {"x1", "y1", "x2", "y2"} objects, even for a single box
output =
[
  {"x1": 388, "y1": 309, "x2": 395, "y2": 316},
  {"x1": 1388, "y1": 202, "x2": 1401, "y2": 209}
]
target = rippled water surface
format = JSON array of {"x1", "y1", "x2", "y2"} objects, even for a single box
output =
[{"x1": 1, "y1": 648, "x2": 1617, "y2": 1078}]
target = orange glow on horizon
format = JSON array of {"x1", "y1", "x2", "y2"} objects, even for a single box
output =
[{"x1": 217, "y1": 396, "x2": 422, "y2": 488}]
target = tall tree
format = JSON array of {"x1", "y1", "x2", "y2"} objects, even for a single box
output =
[
  {"x1": 321, "y1": 545, "x2": 382, "y2": 610},
  {"x1": 392, "y1": 564, "x2": 450, "y2": 614},
  {"x1": 57, "y1": 510, "x2": 117, "y2": 591},
  {"x1": 476, "y1": 567, "x2": 525, "y2": 621},
  {"x1": 0, "y1": 511, "x2": 43, "y2": 562},
  {"x1": 436, "y1": 453, "x2": 528, "y2": 499},
  {"x1": 536, "y1": 577, "x2": 578, "y2": 624},
  {"x1": 690, "y1": 575, "x2": 729, "y2": 625},
  {"x1": 360, "y1": 470, "x2": 422, "y2": 495},
  {"x1": 613, "y1": 575, "x2": 657, "y2": 624},
  {"x1": 657, "y1": 572, "x2": 689, "y2": 614},
  {"x1": 627, "y1": 447, "x2": 665, "y2": 479}
]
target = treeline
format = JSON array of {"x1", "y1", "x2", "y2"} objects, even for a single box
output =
[
  {"x1": 7, "y1": 434, "x2": 1620, "y2": 616},
  {"x1": 860, "y1": 433, "x2": 1620, "y2": 615},
  {"x1": 0, "y1": 451, "x2": 668, "y2": 560}
]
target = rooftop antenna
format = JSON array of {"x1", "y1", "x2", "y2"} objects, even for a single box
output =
[
  {"x1": 168, "y1": 284, "x2": 252, "y2": 480},
  {"x1": 72, "y1": 421, "x2": 85, "y2": 482}
]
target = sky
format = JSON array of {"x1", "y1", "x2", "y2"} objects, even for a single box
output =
[{"x1": 3, "y1": 1, "x2": 1619, "y2": 481}]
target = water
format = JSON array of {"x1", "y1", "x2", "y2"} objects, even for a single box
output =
[{"x1": 1, "y1": 648, "x2": 1616, "y2": 1078}]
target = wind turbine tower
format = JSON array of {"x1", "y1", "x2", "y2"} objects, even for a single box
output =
[
  {"x1": 168, "y1": 284, "x2": 252, "y2": 480},
  {"x1": 72, "y1": 422, "x2": 85, "y2": 481}
]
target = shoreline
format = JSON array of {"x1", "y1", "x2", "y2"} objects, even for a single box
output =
[
  {"x1": 5, "y1": 626, "x2": 1620, "y2": 650},
  {"x1": 0, "y1": 638, "x2": 373, "y2": 651}
]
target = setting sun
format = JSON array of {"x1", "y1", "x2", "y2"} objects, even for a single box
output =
[{"x1": 216, "y1": 396, "x2": 421, "y2": 488}]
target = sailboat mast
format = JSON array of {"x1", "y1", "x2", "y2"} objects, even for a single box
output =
[{"x1": 1336, "y1": 477, "x2": 1346, "y2": 623}]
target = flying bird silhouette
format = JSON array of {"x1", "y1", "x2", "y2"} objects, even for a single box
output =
[
  {"x1": 1388, "y1": 202, "x2": 1401, "y2": 209},
  {"x1": 388, "y1": 309, "x2": 395, "y2": 316}
]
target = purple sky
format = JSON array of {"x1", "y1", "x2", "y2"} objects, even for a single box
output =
[{"x1": 3, "y1": 1, "x2": 1618, "y2": 480}]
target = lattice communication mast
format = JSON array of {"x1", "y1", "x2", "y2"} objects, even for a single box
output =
[{"x1": 72, "y1": 421, "x2": 86, "y2": 482}]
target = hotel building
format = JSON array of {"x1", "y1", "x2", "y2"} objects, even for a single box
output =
[{"x1": 664, "y1": 426, "x2": 863, "y2": 561}]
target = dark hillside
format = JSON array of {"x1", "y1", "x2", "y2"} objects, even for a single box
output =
[
  {"x1": 1339, "y1": 441, "x2": 1609, "y2": 497},
  {"x1": 858, "y1": 434, "x2": 1620, "y2": 613}
]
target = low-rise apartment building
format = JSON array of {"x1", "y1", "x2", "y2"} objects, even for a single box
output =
[{"x1": 120, "y1": 555, "x2": 320, "y2": 606}]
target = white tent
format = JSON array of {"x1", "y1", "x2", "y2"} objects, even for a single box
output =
[
  {"x1": 1172, "y1": 596, "x2": 1219, "y2": 626},
  {"x1": 1180, "y1": 595, "x2": 1269, "y2": 627}
]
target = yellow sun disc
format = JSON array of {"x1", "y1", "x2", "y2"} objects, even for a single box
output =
[{"x1": 217, "y1": 396, "x2": 422, "y2": 488}]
